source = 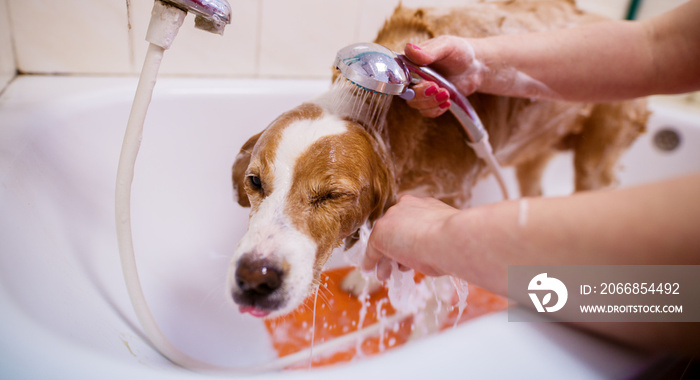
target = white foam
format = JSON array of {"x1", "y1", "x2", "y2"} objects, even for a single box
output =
[
  {"x1": 450, "y1": 277, "x2": 469, "y2": 329},
  {"x1": 386, "y1": 261, "x2": 433, "y2": 318},
  {"x1": 355, "y1": 278, "x2": 370, "y2": 358}
]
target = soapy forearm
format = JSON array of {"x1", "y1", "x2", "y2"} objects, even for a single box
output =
[
  {"x1": 364, "y1": 174, "x2": 700, "y2": 354},
  {"x1": 403, "y1": 22, "x2": 650, "y2": 112},
  {"x1": 469, "y1": 21, "x2": 652, "y2": 101},
  {"x1": 434, "y1": 174, "x2": 700, "y2": 296},
  {"x1": 365, "y1": 175, "x2": 700, "y2": 295},
  {"x1": 469, "y1": 0, "x2": 700, "y2": 101},
  {"x1": 404, "y1": 1, "x2": 700, "y2": 115}
]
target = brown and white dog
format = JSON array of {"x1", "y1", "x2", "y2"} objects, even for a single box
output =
[{"x1": 227, "y1": 0, "x2": 648, "y2": 318}]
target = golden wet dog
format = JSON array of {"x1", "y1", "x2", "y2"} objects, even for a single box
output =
[{"x1": 227, "y1": 1, "x2": 648, "y2": 318}]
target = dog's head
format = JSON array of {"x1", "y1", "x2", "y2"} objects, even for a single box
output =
[{"x1": 228, "y1": 102, "x2": 394, "y2": 318}]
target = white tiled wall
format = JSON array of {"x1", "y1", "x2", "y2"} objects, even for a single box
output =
[
  {"x1": 8, "y1": 0, "x2": 132, "y2": 75},
  {"x1": 129, "y1": 0, "x2": 259, "y2": 76},
  {"x1": 0, "y1": 0, "x2": 689, "y2": 88},
  {"x1": 258, "y1": 0, "x2": 359, "y2": 78},
  {"x1": 0, "y1": 0, "x2": 16, "y2": 90}
]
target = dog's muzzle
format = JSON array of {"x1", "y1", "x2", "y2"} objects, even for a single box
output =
[{"x1": 231, "y1": 254, "x2": 286, "y2": 318}]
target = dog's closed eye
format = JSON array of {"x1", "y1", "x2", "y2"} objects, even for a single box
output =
[{"x1": 309, "y1": 188, "x2": 354, "y2": 207}]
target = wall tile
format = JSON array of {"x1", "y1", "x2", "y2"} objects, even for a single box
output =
[
  {"x1": 356, "y1": 0, "x2": 400, "y2": 43},
  {"x1": 256, "y1": 0, "x2": 475, "y2": 79},
  {"x1": 7, "y1": 0, "x2": 131, "y2": 74},
  {"x1": 129, "y1": 0, "x2": 258, "y2": 76},
  {"x1": 258, "y1": 0, "x2": 362, "y2": 79},
  {"x1": 0, "y1": 0, "x2": 16, "y2": 90}
]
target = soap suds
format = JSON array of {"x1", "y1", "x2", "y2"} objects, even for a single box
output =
[{"x1": 450, "y1": 276, "x2": 469, "y2": 329}]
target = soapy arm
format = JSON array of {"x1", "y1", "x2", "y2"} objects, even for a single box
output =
[
  {"x1": 364, "y1": 174, "x2": 700, "y2": 293},
  {"x1": 363, "y1": 173, "x2": 700, "y2": 353},
  {"x1": 406, "y1": 0, "x2": 700, "y2": 116}
]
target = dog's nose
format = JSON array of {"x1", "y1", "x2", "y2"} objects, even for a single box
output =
[{"x1": 235, "y1": 258, "x2": 282, "y2": 297}]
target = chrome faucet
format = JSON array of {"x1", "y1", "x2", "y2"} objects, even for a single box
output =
[{"x1": 160, "y1": 0, "x2": 232, "y2": 35}]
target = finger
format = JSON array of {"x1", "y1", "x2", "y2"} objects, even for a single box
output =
[
  {"x1": 418, "y1": 100, "x2": 451, "y2": 118},
  {"x1": 405, "y1": 36, "x2": 465, "y2": 71},
  {"x1": 398, "y1": 263, "x2": 411, "y2": 272},
  {"x1": 405, "y1": 82, "x2": 441, "y2": 107},
  {"x1": 404, "y1": 42, "x2": 433, "y2": 66},
  {"x1": 362, "y1": 227, "x2": 386, "y2": 271},
  {"x1": 361, "y1": 247, "x2": 380, "y2": 272},
  {"x1": 406, "y1": 96, "x2": 443, "y2": 111},
  {"x1": 414, "y1": 81, "x2": 439, "y2": 100},
  {"x1": 376, "y1": 257, "x2": 393, "y2": 282},
  {"x1": 406, "y1": 86, "x2": 451, "y2": 118}
]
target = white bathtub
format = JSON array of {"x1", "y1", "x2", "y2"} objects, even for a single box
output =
[{"x1": 1, "y1": 76, "x2": 698, "y2": 379}]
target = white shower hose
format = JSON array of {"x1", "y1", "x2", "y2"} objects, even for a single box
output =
[{"x1": 469, "y1": 137, "x2": 511, "y2": 201}]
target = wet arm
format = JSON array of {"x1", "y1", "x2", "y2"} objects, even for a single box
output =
[
  {"x1": 405, "y1": 0, "x2": 700, "y2": 110},
  {"x1": 470, "y1": 0, "x2": 700, "y2": 101},
  {"x1": 365, "y1": 174, "x2": 700, "y2": 296}
]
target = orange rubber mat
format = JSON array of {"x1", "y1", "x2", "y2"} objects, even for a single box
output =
[{"x1": 264, "y1": 266, "x2": 509, "y2": 368}]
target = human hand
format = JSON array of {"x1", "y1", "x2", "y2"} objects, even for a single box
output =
[
  {"x1": 362, "y1": 195, "x2": 460, "y2": 281},
  {"x1": 403, "y1": 36, "x2": 485, "y2": 118},
  {"x1": 404, "y1": 81, "x2": 451, "y2": 118}
]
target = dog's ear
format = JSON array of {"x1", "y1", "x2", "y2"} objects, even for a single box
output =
[
  {"x1": 368, "y1": 154, "x2": 396, "y2": 225},
  {"x1": 232, "y1": 132, "x2": 262, "y2": 207},
  {"x1": 343, "y1": 162, "x2": 395, "y2": 250}
]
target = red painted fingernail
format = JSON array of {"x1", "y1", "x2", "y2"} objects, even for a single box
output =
[
  {"x1": 436, "y1": 90, "x2": 449, "y2": 102},
  {"x1": 424, "y1": 85, "x2": 437, "y2": 96},
  {"x1": 407, "y1": 43, "x2": 421, "y2": 51},
  {"x1": 439, "y1": 100, "x2": 451, "y2": 109}
]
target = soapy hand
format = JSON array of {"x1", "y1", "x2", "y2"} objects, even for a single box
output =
[
  {"x1": 363, "y1": 195, "x2": 460, "y2": 281},
  {"x1": 404, "y1": 37, "x2": 485, "y2": 118}
]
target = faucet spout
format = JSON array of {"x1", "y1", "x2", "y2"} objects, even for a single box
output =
[{"x1": 161, "y1": 0, "x2": 232, "y2": 35}]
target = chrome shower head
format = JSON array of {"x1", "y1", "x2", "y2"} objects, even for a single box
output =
[
  {"x1": 334, "y1": 42, "x2": 488, "y2": 143},
  {"x1": 334, "y1": 42, "x2": 413, "y2": 97}
]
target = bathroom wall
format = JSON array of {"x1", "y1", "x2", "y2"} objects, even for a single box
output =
[{"x1": 0, "y1": 0, "x2": 691, "y2": 91}]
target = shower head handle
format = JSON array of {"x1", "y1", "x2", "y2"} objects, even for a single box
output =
[{"x1": 398, "y1": 55, "x2": 487, "y2": 143}]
